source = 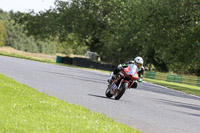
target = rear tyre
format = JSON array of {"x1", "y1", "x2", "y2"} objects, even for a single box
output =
[
  {"x1": 114, "y1": 82, "x2": 128, "y2": 100},
  {"x1": 131, "y1": 82, "x2": 137, "y2": 88},
  {"x1": 105, "y1": 87, "x2": 113, "y2": 98}
]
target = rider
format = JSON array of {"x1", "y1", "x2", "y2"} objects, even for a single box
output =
[{"x1": 108, "y1": 56, "x2": 144, "y2": 88}]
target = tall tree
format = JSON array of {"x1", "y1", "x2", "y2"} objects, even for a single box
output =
[
  {"x1": 11, "y1": 0, "x2": 200, "y2": 75},
  {"x1": 0, "y1": 20, "x2": 7, "y2": 46}
]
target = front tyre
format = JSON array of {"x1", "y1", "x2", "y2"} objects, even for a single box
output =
[
  {"x1": 105, "y1": 87, "x2": 113, "y2": 98},
  {"x1": 114, "y1": 82, "x2": 128, "y2": 100}
]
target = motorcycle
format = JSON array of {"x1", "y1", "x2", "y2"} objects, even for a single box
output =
[{"x1": 105, "y1": 64, "x2": 139, "y2": 100}]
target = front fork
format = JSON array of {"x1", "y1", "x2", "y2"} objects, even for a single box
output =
[
  {"x1": 117, "y1": 79, "x2": 124, "y2": 91},
  {"x1": 109, "y1": 79, "x2": 122, "y2": 94},
  {"x1": 110, "y1": 77, "x2": 128, "y2": 93}
]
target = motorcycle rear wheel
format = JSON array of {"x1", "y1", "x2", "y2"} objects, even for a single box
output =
[{"x1": 114, "y1": 82, "x2": 128, "y2": 100}]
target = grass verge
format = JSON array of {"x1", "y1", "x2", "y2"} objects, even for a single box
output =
[
  {"x1": 144, "y1": 78, "x2": 200, "y2": 97},
  {"x1": 0, "y1": 51, "x2": 55, "y2": 64},
  {"x1": 0, "y1": 74, "x2": 141, "y2": 133}
]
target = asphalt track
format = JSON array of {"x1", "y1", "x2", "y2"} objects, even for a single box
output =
[{"x1": 0, "y1": 56, "x2": 200, "y2": 133}]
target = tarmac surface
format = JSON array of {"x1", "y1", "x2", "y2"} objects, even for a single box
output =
[{"x1": 0, "y1": 56, "x2": 200, "y2": 133}]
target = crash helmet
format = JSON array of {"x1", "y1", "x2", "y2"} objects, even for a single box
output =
[{"x1": 134, "y1": 56, "x2": 143, "y2": 68}]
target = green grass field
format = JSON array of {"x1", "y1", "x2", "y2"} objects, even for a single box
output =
[
  {"x1": 0, "y1": 74, "x2": 141, "y2": 133},
  {"x1": 144, "y1": 78, "x2": 200, "y2": 97}
]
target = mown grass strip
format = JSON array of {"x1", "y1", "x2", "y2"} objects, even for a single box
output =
[
  {"x1": 0, "y1": 74, "x2": 141, "y2": 133},
  {"x1": 144, "y1": 78, "x2": 200, "y2": 97},
  {"x1": 0, "y1": 52, "x2": 55, "y2": 63}
]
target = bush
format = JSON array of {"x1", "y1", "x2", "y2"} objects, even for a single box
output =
[{"x1": 37, "y1": 40, "x2": 56, "y2": 55}]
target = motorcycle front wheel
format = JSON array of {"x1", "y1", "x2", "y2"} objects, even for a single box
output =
[
  {"x1": 105, "y1": 87, "x2": 113, "y2": 98},
  {"x1": 114, "y1": 82, "x2": 128, "y2": 100}
]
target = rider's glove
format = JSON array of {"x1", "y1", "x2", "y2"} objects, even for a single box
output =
[{"x1": 118, "y1": 66, "x2": 123, "y2": 71}]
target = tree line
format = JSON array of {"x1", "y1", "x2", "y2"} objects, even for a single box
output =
[
  {"x1": 0, "y1": 0, "x2": 200, "y2": 75},
  {"x1": 0, "y1": 9, "x2": 56, "y2": 54}
]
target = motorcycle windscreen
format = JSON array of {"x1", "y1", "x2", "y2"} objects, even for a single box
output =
[{"x1": 127, "y1": 64, "x2": 139, "y2": 80}]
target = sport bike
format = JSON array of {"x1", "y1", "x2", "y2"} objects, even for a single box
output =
[{"x1": 105, "y1": 64, "x2": 139, "y2": 100}]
